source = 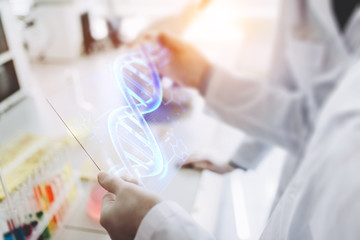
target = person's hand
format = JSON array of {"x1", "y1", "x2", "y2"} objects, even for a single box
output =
[
  {"x1": 157, "y1": 33, "x2": 210, "y2": 89},
  {"x1": 182, "y1": 157, "x2": 235, "y2": 174},
  {"x1": 126, "y1": 0, "x2": 211, "y2": 47},
  {"x1": 98, "y1": 172, "x2": 161, "y2": 240}
]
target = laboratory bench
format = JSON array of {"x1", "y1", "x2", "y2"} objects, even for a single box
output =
[{"x1": 0, "y1": 90, "x2": 284, "y2": 240}]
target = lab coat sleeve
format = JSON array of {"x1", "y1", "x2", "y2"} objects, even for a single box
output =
[
  {"x1": 135, "y1": 201, "x2": 215, "y2": 240},
  {"x1": 203, "y1": 65, "x2": 310, "y2": 154},
  {"x1": 266, "y1": 0, "x2": 295, "y2": 90},
  {"x1": 230, "y1": 137, "x2": 272, "y2": 170},
  {"x1": 226, "y1": 0, "x2": 296, "y2": 169}
]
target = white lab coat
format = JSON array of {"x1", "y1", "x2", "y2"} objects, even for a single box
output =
[
  {"x1": 133, "y1": 0, "x2": 360, "y2": 239},
  {"x1": 216, "y1": 0, "x2": 359, "y2": 205},
  {"x1": 135, "y1": 58, "x2": 360, "y2": 240},
  {"x1": 229, "y1": 0, "x2": 304, "y2": 173},
  {"x1": 260, "y1": 57, "x2": 360, "y2": 240}
]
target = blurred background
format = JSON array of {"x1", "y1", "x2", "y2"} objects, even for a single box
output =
[
  {"x1": 11, "y1": 0, "x2": 280, "y2": 79},
  {"x1": 0, "y1": 0, "x2": 284, "y2": 239}
]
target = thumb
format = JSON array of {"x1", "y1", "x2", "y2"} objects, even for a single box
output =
[
  {"x1": 158, "y1": 33, "x2": 185, "y2": 52},
  {"x1": 98, "y1": 171, "x2": 124, "y2": 195}
]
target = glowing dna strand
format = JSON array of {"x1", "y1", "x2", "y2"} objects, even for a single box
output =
[{"x1": 108, "y1": 45, "x2": 168, "y2": 181}]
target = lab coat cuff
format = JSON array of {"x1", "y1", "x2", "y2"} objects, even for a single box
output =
[
  {"x1": 198, "y1": 65, "x2": 213, "y2": 96},
  {"x1": 229, "y1": 161, "x2": 248, "y2": 171},
  {"x1": 202, "y1": 65, "x2": 232, "y2": 102},
  {"x1": 230, "y1": 142, "x2": 272, "y2": 170},
  {"x1": 135, "y1": 201, "x2": 187, "y2": 240}
]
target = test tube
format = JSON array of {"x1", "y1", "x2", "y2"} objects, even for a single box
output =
[
  {"x1": 1, "y1": 208, "x2": 13, "y2": 240},
  {"x1": 0, "y1": 170, "x2": 25, "y2": 240},
  {"x1": 17, "y1": 188, "x2": 33, "y2": 238}
]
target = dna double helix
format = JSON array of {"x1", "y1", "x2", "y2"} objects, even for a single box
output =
[{"x1": 108, "y1": 45, "x2": 169, "y2": 182}]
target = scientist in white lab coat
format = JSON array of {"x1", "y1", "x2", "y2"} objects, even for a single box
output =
[
  {"x1": 97, "y1": 0, "x2": 360, "y2": 239},
  {"x1": 183, "y1": 0, "x2": 360, "y2": 207},
  {"x1": 98, "y1": 59, "x2": 360, "y2": 240}
]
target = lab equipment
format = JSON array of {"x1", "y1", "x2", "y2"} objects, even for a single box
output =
[
  {"x1": 0, "y1": 134, "x2": 79, "y2": 240},
  {"x1": 0, "y1": 3, "x2": 80, "y2": 239},
  {"x1": 0, "y1": 169, "x2": 25, "y2": 240},
  {"x1": 23, "y1": 0, "x2": 83, "y2": 61},
  {"x1": 47, "y1": 99, "x2": 101, "y2": 171},
  {"x1": 86, "y1": 184, "x2": 106, "y2": 221},
  {"x1": 0, "y1": 2, "x2": 26, "y2": 115}
]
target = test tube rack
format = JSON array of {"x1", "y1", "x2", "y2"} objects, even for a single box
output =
[{"x1": 0, "y1": 134, "x2": 81, "y2": 240}]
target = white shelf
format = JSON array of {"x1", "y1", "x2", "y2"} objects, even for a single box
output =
[{"x1": 0, "y1": 51, "x2": 12, "y2": 65}]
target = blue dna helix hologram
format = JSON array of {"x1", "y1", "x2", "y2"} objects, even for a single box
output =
[{"x1": 107, "y1": 45, "x2": 170, "y2": 183}]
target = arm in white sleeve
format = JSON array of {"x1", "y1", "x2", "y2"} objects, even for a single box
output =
[
  {"x1": 197, "y1": 1, "x2": 312, "y2": 155},
  {"x1": 202, "y1": 65, "x2": 310, "y2": 155},
  {"x1": 135, "y1": 201, "x2": 215, "y2": 240},
  {"x1": 226, "y1": 0, "x2": 297, "y2": 169}
]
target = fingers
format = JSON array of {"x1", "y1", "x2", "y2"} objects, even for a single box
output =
[
  {"x1": 182, "y1": 159, "x2": 212, "y2": 170},
  {"x1": 102, "y1": 192, "x2": 116, "y2": 207},
  {"x1": 100, "y1": 192, "x2": 116, "y2": 231},
  {"x1": 192, "y1": 160, "x2": 212, "y2": 170},
  {"x1": 182, "y1": 162, "x2": 195, "y2": 169},
  {"x1": 121, "y1": 174, "x2": 139, "y2": 185},
  {"x1": 98, "y1": 171, "x2": 124, "y2": 195},
  {"x1": 181, "y1": 157, "x2": 198, "y2": 168},
  {"x1": 158, "y1": 33, "x2": 186, "y2": 53}
]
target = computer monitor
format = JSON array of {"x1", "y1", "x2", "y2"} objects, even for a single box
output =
[{"x1": 0, "y1": 2, "x2": 26, "y2": 114}]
